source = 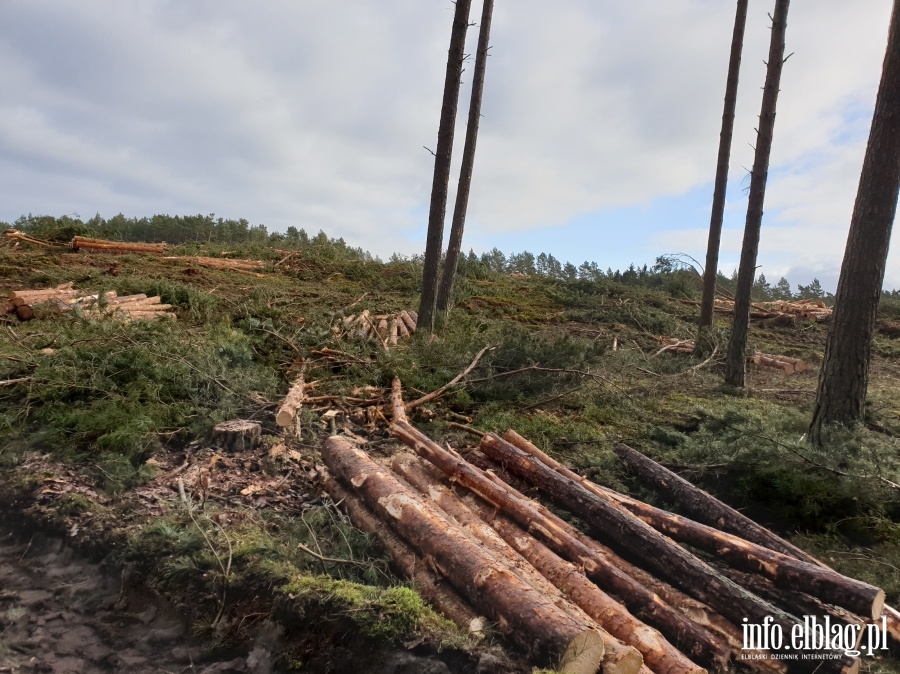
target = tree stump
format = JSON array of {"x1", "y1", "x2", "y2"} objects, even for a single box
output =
[{"x1": 212, "y1": 420, "x2": 261, "y2": 452}]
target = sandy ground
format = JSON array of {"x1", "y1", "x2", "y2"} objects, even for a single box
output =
[{"x1": 0, "y1": 528, "x2": 275, "y2": 674}]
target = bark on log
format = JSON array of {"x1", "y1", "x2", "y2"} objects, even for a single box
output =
[
  {"x1": 399, "y1": 310, "x2": 417, "y2": 334},
  {"x1": 211, "y1": 420, "x2": 261, "y2": 452},
  {"x1": 321, "y1": 436, "x2": 606, "y2": 673},
  {"x1": 321, "y1": 473, "x2": 484, "y2": 634},
  {"x1": 612, "y1": 442, "x2": 900, "y2": 642},
  {"x1": 396, "y1": 315, "x2": 411, "y2": 339},
  {"x1": 393, "y1": 454, "x2": 683, "y2": 674},
  {"x1": 388, "y1": 318, "x2": 399, "y2": 346},
  {"x1": 481, "y1": 434, "x2": 859, "y2": 674},
  {"x1": 388, "y1": 421, "x2": 728, "y2": 667},
  {"x1": 276, "y1": 375, "x2": 308, "y2": 427},
  {"x1": 471, "y1": 448, "x2": 747, "y2": 656},
  {"x1": 510, "y1": 434, "x2": 883, "y2": 619}
]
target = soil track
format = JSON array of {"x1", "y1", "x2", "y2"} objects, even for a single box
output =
[{"x1": 0, "y1": 527, "x2": 274, "y2": 674}]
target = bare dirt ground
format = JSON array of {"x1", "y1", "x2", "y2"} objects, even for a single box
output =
[{"x1": 0, "y1": 527, "x2": 276, "y2": 674}]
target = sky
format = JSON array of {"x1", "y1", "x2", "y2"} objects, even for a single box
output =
[{"x1": 0, "y1": 0, "x2": 897, "y2": 291}]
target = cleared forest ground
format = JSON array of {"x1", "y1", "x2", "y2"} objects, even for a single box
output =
[{"x1": 1, "y1": 243, "x2": 898, "y2": 673}]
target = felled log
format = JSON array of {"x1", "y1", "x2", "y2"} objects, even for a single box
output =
[
  {"x1": 392, "y1": 455, "x2": 665, "y2": 674},
  {"x1": 163, "y1": 256, "x2": 264, "y2": 271},
  {"x1": 212, "y1": 420, "x2": 261, "y2": 452},
  {"x1": 388, "y1": 318, "x2": 399, "y2": 346},
  {"x1": 73, "y1": 236, "x2": 168, "y2": 254},
  {"x1": 750, "y1": 352, "x2": 806, "y2": 374},
  {"x1": 391, "y1": 454, "x2": 644, "y2": 674},
  {"x1": 509, "y1": 434, "x2": 882, "y2": 619},
  {"x1": 2, "y1": 229, "x2": 58, "y2": 247},
  {"x1": 322, "y1": 436, "x2": 606, "y2": 674},
  {"x1": 480, "y1": 434, "x2": 858, "y2": 674},
  {"x1": 481, "y1": 437, "x2": 833, "y2": 655},
  {"x1": 321, "y1": 473, "x2": 484, "y2": 634},
  {"x1": 276, "y1": 375, "x2": 308, "y2": 427},
  {"x1": 399, "y1": 310, "x2": 417, "y2": 334},
  {"x1": 483, "y1": 441, "x2": 747, "y2": 654},
  {"x1": 612, "y1": 442, "x2": 900, "y2": 643},
  {"x1": 388, "y1": 421, "x2": 728, "y2": 667},
  {"x1": 15, "y1": 305, "x2": 34, "y2": 321},
  {"x1": 466, "y1": 451, "x2": 742, "y2": 667}
]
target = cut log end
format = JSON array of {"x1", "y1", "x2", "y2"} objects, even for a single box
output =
[{"x1": 559, "y1": 630, "x2": 605, "y2": 674}]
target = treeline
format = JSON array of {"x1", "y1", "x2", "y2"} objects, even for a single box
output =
[
  {"x1": 8, "y1": 213, "x2": 374, "y2": 261},
  {"x1": 7, "y1": 213, "x2": 836, "y2": 301}
]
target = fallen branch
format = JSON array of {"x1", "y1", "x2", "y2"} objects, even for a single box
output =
[{"x1": 406, "y1": 345, "x2": 494, "y2": 411}]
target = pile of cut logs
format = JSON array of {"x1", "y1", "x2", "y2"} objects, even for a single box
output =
[
  {"x1": 320, "y1": 378, "x2": 894, "y2": 674},
  {"x1": 338, "y1": 310, "x2": 418, "y2": 349},
  {"x1": 656, "y1": 338, "x2": 807, "y2": 374},
  {"x1": 72, "y1": 236, "x2": 168, "y2": 254},
  {"x1": 3, "y1": 283, "x2": 175, "y2": 322},
  {"x1": 713, "y1": 299, "x2": 832, "y2": 323}
]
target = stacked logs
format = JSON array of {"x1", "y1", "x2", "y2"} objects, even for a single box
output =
[
  {"x1": 3, "y1": 283, "x2": 175, "y2": 322},
  {"x1": 712, "y1": 299, "x2": 832, "y2": 323},
  {"x1": 338, "y1": 310, "x2": 418, "y2": 349},
  {"x1": 319, "y1": 379, "x2": 891, "y2": 674},
  {"x1": 72, "y1": 236, "x2": 168, "y2": 254}
]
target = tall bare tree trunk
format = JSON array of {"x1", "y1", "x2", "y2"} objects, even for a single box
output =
[
  {"x1": 417, "y1": 0, "x2": 473, "y2": 337},
  {"x1": 809, "y1": 0, "x2": 900, "y2": 443},
  {"x1": 724, "y1": 0, "x2": 790, "y2": 386},
  {"x1": 698, "y1": 0, "x2": 749, "y2": 342},
  {"x1": 436, "y1": 0, "x2": 495, "y2": 317}
]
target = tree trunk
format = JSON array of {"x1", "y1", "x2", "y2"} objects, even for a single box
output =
[
  {"x1": 611, "y1": 441, "x2": 900, "y2": 643},
  {"x1": 611, "y1": 442, "x2": 819, "y2": 563},
  {"x1": 321, "y1": 436, "x2": 606, "y2": 673},
  {"x1": 724, "y1": 0, "x2": 790, "y2": 387},
  {"x1": 388, "y1": 421, "x2": 730, "y2": 667},
  {"x1": 321, "y1": 473, "x2": 485, "y2": 634},
  {"x1": 436, "y1": 0, "x2": 495, "y2": 315},
  {"x1": 276, "y1": 375, "x2": 308, "y2": 427},
  {"x1": 468, "y1": 448, "x2": 749, "y2": 657},
  {"x1": 480, "y1": 434, "x2": 858, "y2": 673},
  {"x1": 810, "y1": 0, "x2": 900, "y2": 439},
  {"x1": 390, "y1": 454, "x2": 645, "y2": 674},
  {"x1": 417, "y1": 0, "x2": 473, "y2": 336},
  {"x1": 699, "y1": 0, "x2": 749, "y2": 335}
]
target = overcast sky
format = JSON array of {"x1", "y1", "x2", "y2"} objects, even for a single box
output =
[{"x1": 1, "y1": 1, "x2": 896, "y2": 290}]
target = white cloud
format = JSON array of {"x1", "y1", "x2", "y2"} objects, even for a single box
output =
[{"x1": 0, "y1": 0, "x2": 896, "y2": 272}]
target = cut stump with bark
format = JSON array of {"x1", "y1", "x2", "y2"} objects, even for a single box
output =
[{"x1": 212, "y1": 420, "x2": 261, "y2": 452}]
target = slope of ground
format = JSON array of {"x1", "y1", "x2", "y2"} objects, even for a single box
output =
[{"x1": 0, "y1": 243, "x2": 898, "y2": 673}]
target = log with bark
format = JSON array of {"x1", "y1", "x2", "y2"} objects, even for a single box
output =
[
  {"x1": 321, "y1": 472, "x2": 485, "y2": 634},
  {"x1": 505, "y1": 433, "x2": 883, "y2": 620},
  {"x1": 321, "y1": 436, "x2": 606, "y2": 673},
  {"x1": 391, "y1": 453, "x2": 685, "y2": 674},
  {"x1": 276, "y1": 374, "x2": 310, "y2": 427},
  {"x1": 72, "y1": 236, "x2": 168, "y2": 254},
  {"x1": 479, "y1": 433, "x2": 859, "y2": 674},
  {"x1": 467, "y1": 449, "x2": 749, "y2": 659},
  {"x1": 612, "y1": 442, "x2": 900, "y2": 643},
  {"x1": 387, "y1": 419, "x2": 729, "y2": 667}
]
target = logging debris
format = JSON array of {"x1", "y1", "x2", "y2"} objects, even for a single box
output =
[
  {"x1": 163, "y1": 256, "x2": 267, "y2": 273},
  {"x1": 3, "y1": 283, "x2": 176, "y2": 322},
  {"x1": 319, "y1": 378, "x2": 886, "y2": 673},
  {"x1": 655, "y1": 338, "x2": 807, "y2": 374},
  {"x1": 335, "y1": 309, "x2": 418, "y2": 350}
]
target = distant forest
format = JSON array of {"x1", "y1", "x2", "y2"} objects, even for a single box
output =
[{"x1": 5, "y1": 212, "x2": 866, "y2": 304}]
